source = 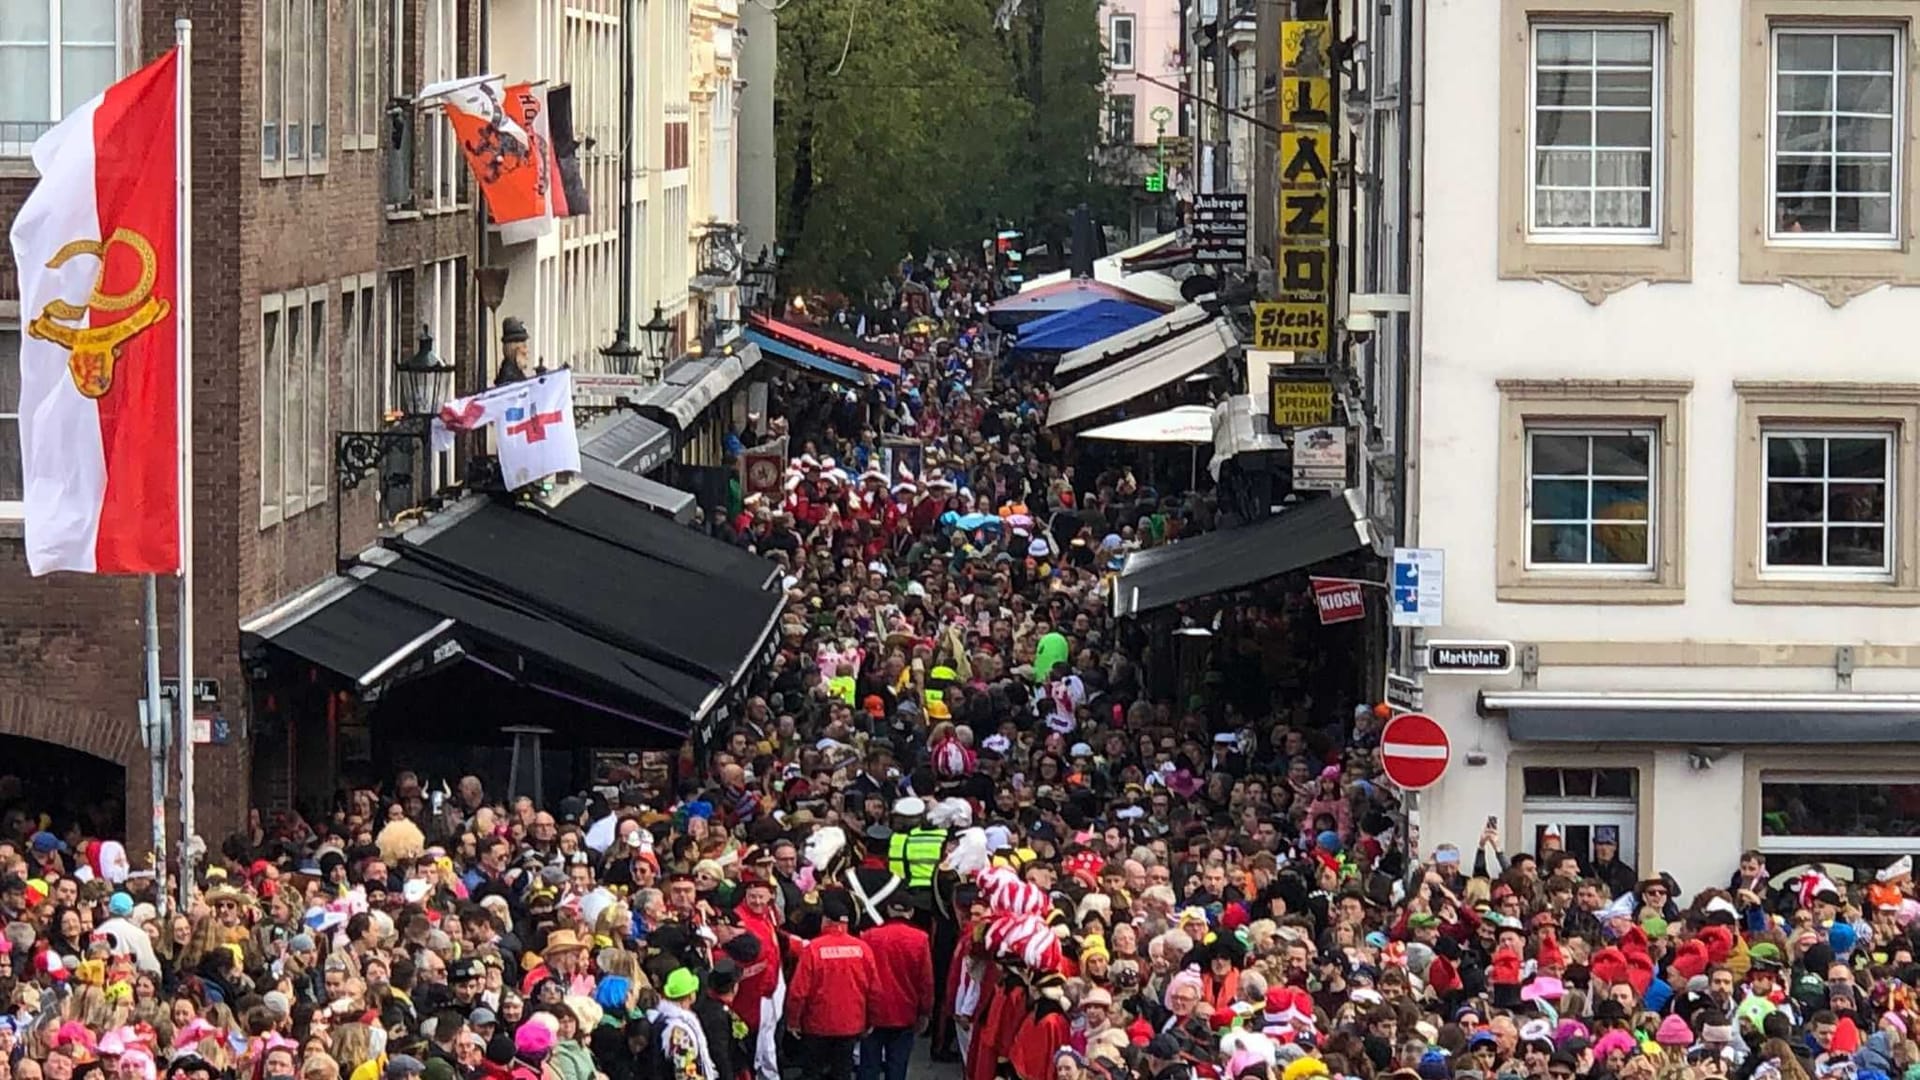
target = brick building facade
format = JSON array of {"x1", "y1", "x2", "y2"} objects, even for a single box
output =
[{"x1": 0, "y1": 0, "x2": 480, "y2": 850}]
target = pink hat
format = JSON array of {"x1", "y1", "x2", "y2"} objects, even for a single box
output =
[
  {"x1": 1655, "y1": 1015, "x2": 1694, "y2": 1047},
  {"x1": 1521, "y1": 976, "x2": 1565, "y2": 1002},
  {"x1": 514, "y1": 1021, "x2": 556, "y2": 1060},
  {"x1": 1594, "y1": 1030, "x2": 1637, "y2": 1059}
]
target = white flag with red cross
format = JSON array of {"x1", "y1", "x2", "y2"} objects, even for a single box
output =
[{"x1": 494, "y1": 370, "x2": 580, "y2": 488}]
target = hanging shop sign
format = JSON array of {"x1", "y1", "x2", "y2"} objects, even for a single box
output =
[
  {"x1": 1252, "y1": 300, "x2": 1329, "y2": 352},
  {"x1": 1310, "y1": 577, "x2": 1367, "y2": 625},
  {"x1": 1192, "y1": 193, "x2": 1249, "y2": 265},
  {"x1": 1270, "y1": 380, "x2": 1334, "y2": 427},
  {"x1": 1291, "y1": 424, "x2": 1348, "y2": 490},
  {"x1": 1277, "y1": 19, "x2": 1333, "y2": 359}
]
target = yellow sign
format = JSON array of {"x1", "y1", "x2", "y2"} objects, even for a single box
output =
[
  {"x1": 1283, "y1": 77, "x2": 1332, "y2": 128},
  {"x1": 26, "y1": 227, "x2": 171, "y2": 399},
  {"x1": 1278, "y1": 247, "x2": 1331, "y2": 295},
  {"x1": 1253, "y1": 301, "x2": 1330, "y2": 353},
  {"x1": 1281, "y1": 190, "x2": 1330, "y2": 240},
  {"x1": 1281, "y1": 130, "x2": 1332, "y2": 186},
  {"x1": 1281, "y1": 20, "x2": 1332, "y2": 78},
  {"x1": 1271, "y1": 380, "x2": 1336, "y2": 427}
]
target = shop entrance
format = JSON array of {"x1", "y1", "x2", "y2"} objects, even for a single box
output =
[{"x1": 1521, "y1": 766, "x2": 1639, "y2": 868}]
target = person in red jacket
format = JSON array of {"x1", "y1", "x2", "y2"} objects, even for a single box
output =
[
  {"x1": 785, "y1": 890, "x2": 877, "y2": 1080},
  {"x1": 730, "y1": 874, "x2": 786, "y2": 1080},
  {"x1": 859, "y1": 893, "x2": 935, "y2": 1080}
]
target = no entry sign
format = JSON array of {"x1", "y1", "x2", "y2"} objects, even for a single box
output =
[{"x1": 1380, "y1": 712, "x2": 1451, "y2": 790}]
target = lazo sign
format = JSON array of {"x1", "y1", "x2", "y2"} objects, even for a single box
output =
[{"x1": 1424, "y1": 640, "x2": 1515, "y2": 675}]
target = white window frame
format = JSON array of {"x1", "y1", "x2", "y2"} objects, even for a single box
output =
[
  {"x1": 306, "y1": 288, "x2": 330, "y2": 508},
  {"x1": 260, "y1": 294, "x2": 287, "y2": 528},
  {"x1": 1522, "y1": 425, "x2": 1658, "y2": 573},
  {"x1": 390, "y1": 0, "x2": 409, "y2": 100},
  {"x1": 0, "y1": 0, "x2": 125, "y2": 156},
  {"x1": 0, "y1": 318, "x2": 22, "y2": 520},
  {"x1": 1759, "y1": 426, "x2": 1895, "y2": 580},
  {"x1": 1765, "y1": 25, "x2": 1904, "y2": 247},
  {"x1": 1526, "y1": 21, "x2": 1664, "y2": 244},
  {"x1": 262, "y1": 0, "x2": 330, "y2": 178},
  {"x1": 1108, "y1": 14, "x2": 1136, "y2": 70},
  {"x1": 341, "y1": 273, "x2": 380, "y2": 429},
  {"x1": 345, "y1": 0, "x2": 380, "y2": 150},
  {"x1": 1108, "y1": 94, "x2": 1136, "y2": 145},
  {"x1": 423, "y1": 0, "x2": 460, "y2": 212},
  {"x1": 1757, "y1": 771, "x2": 1920, "y2": 855}
]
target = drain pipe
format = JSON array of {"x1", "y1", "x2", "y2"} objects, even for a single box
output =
[{"x1": 603, "y1": 0, "x2": 641, "y2": 365}]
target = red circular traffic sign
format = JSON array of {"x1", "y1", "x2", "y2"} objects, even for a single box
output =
[{"x1": 1380, "y1": 712, "x2": 1451, "y2": 790}]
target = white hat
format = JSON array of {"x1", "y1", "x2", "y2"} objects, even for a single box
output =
[
  {"x1": 893, "y1": 796, "x2": 927, "y2": 818},
  {"x1": 1881, "y1": 854, "x2": 1914, "y2": 883},
  {"x1": 1027, "y1": 538, "x2": 1050, "y2": 557}
]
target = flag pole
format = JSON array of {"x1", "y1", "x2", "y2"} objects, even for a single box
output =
[
  {"x1": 142, "y1": 575, "x2": 168, "y2": 911},
  {"x1": 173, "y1": 17, "x2": 196, "y2": 913}
]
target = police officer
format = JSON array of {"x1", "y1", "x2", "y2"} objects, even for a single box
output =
[{"x1": 886, "y1": 798, "x2": 946, "y2": 902}]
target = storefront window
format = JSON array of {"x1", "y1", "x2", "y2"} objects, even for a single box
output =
[{"x1": 1760, "y1": 777, "x2": 1920, "y2": 842}]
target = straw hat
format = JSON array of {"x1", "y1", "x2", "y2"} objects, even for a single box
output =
[{"x1": 541, "y1": 929, "x2": 590, "y2": 960}]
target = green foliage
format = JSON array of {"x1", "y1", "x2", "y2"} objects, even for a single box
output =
[{"x1": 775, "y1": 0, "x2": 1129, "y2": 292}]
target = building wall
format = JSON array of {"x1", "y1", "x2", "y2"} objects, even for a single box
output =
[
  {"x1": 1105, "y1": 0, "x2": 1185, "y2": 154},
  {"x1": 1413, "y1": 0, "x2": 1920, "y2": 883},
  {"x1": 0, "y1": 0, "x2": 477, "y2": 847},
  {"x1": 734, "y1": 0, "x2": 775, "y2": 266}
]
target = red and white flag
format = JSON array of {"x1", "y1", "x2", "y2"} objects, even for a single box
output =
[
  {"x1": 9, "y1": 49, "x2": 181, "y2": 576},
  {"x1": 431, "y1": 371, "x2": 581, "y2": 489}
]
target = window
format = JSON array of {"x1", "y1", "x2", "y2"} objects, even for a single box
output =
[
  {"x1": 390, "y1": 0, "x2": 409, "y2": 100},
  {"x1": 422, "y1": 259, "x2": 464, "y2": 487},
  {"x1": 306, "y1": 291, "x2": 329, "y2": 506},
  {"x1": 1496, "y1": 0, "x2": 1694, "y2": 301},
  {"x1": 1758, "y1": 772, "x2": 1920, "y2": 854},
  {"x1": 261, "y1": 286, "x2": 329, "y2": 526},
  {"x1": 424, "y1": 0, "x2": 459, "y2": 211},
  {"x1": 1107, "y1": 94, "x2": 1136, "y2": 144},
  {"x1": 1109, "y1": 14, "x2": 1136, "y2": 69},
  {"x1": 1740, "y1": 1, "x2": 1920, "y2": 300},
  {"x1": 1769, "y1": 28, "x2": 1899, "y2": 241},
  {"x1": 1733, "y1": 381, "x2": 1920, "y2": 604},
  {"x1": 345, "y1": 0, "x2": 379, "y2": 150},
  {"x1": 1525, "y1": 428, "x2": 1655, "y2": 568},
  {"x1": 260, "y1": 298, "x2": 286, "y2": 526},
  {"x1": 1529, "y1": 25, "x2": 1661, "y2": 236},
  {"x1": 1761, "y1": 431, "x2": 1892, "y2": 574},
  {"x1": 0, "y1": 0, "x2": 120, "y2": 152},
  {"x1": 1523, "y1": 767, "x2": 1638, "y2": 799},
  {"x1": 263, "y1": 0, "x2": 328, "y2": 176},
  {"x1": 342, "y1": 274, "x2": 380, "y2": 429},
  {"x1": 1495, "y1": 379, "x2": 1689, "y2": 602},
  {"x1": 0, "y1": 326, "x2": 22, "y2": 517}
]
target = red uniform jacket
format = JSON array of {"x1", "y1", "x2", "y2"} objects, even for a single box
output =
[
  {"x1": 732, "y1": 906, "x2": 784, "y2": 1033},
  {"x1": 861, "y1": 920, "x2": 934, "y2": 1031},
  {"x1": 1007, "y1": 1008, "x2": 1071, "y2": 1080},
  {"x1": 786, "y1": 922, "x2": 877, "y2": 1038}
]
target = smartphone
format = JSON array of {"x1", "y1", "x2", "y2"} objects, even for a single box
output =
[{"x1": 1485, "y1": 815, "x2": 1498, "y2": 830}]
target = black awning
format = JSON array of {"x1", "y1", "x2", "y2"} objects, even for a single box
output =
[
  {"x1": 395, "y1": 501, "x2": 781, "y2": 688},
  {"x1": 580, "y1": 462, "x2": 698, "y2": 523},
  {"x1": 245, "y1": 578, "x2": 453, "y2": 687},
  {"x1": 1116, "y1": 492, "x2": 1373, "y2": 616},
  {"x1": 1499, "y1": 703, "x2": 1920, "y2": 744},
  {"x1": 546, "y1": 484, "x2": 780, "y2": 591},
  {"x1": 580, "y1": 411, "x2": 675, "y2": 476},
  {"x1": 354, "y1": 559, "x2": 713, "y2": 738}
]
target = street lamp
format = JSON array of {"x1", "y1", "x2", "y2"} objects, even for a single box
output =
[
  {"x1": 334, "y1": 323, "x2": 457, "y2": 569},
  {"x1": 394, "y1": 325, "x2": 457, "y2": 418},
  {"x1": 640, "y1": 303, "x2": 675, "y2": 365},
  {"x1": 743, "y1": 247, "x2": 777, "y2": 312}
]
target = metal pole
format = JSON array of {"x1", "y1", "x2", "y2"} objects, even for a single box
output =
[
  {"x1": 1213, "y1": 0, "x2": 1231, "y2": 192},
  {"x1": 174, "y1": 17, "x2": 197, "y2": 912},
  {"x1": 142, "y1": 575, "x2": 168, "y2": 911}
]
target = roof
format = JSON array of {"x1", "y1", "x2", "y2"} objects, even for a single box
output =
[
  {"x1": 1053, "y1": 303, "x2": 1215, "y2": 378},
  {"x1": 1010, "y1": 298, "x2": 1163, "y2": 354}
]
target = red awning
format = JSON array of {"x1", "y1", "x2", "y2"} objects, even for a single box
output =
[{"x1": 746, "y1": 313, "x2": 902, "y2": 379}]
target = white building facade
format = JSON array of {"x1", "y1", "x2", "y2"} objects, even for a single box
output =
[{"x1": 1411, "y1": 0, "x2": 1920, "y2": 892}]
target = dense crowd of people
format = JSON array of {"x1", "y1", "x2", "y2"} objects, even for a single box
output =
[{"x1": 1, "y1": 258, "x2": 1912, "y2": 1080}]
